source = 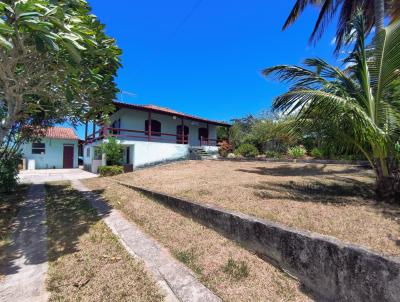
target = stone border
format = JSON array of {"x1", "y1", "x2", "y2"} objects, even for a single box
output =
[{"x1": 118, "y1": 181, "x2": 400, "y2": 302}]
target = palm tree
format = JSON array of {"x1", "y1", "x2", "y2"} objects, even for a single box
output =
[
  {"x1": 264, "y1": 14, "x2": 400, "y2": 200},
  {"x1": 282, "y1": 0, "x2": 400, "y2": 51}
]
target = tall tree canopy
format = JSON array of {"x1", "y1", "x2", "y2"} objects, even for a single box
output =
[
  {"x1": 264, "y1": 13, "x2": 400, "y2": 200},
  {"x1": 283, "y1": 0, "x2": 400, "y2": 51},
  {"x1": 0, "y1": 0, "x2": 121, "y2": 157}
]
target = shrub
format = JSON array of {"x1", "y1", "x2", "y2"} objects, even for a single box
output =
[
  {"x1": 0, "y1": 152, "x2": 22, "y2": 192},
  {"x1": 265, "y1": 150, "x2": 281, "y2": 158},
  {"x1": 99, "y1": 137, "x2": 123, "y2": 165},
  {"x1": 98, "y1": 165, "x2": 123, "y2": 177},
  {"x1": 287, "y1": 145, "x2": 306, "y2": 159},
  {"x1": 222, "y1": 257, "x2": 249, "y2": 280},
  {"x1": 234, "y1": 143, "x2": 259, "y2": 158},
  {"x1": 311, "y1": 147, "x2": 324, "y2": 159},
  {"x1": 218, "y1": 140, "x2": 233, "y2": 157}
]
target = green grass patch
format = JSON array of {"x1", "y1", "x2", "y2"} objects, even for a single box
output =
[{"x1": 222, "y1": 257, "x2": 250, "y2": 281}]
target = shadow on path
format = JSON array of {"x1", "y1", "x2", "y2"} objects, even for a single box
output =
[{"x1": 0, "y1": 184, "x2": 48, "y2": 301}]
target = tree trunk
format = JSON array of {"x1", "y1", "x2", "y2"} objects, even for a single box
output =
[
  {"x1": 374, "y1": 0, "x2": 385, "y2": 32},
  {"x1": 374, "y1": 158, "x2": 400, "y2": 201}
]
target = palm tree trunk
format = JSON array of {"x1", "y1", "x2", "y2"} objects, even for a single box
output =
[
  {"x1": 374, "y1": 0, "x2": 385, "y2": 31},
  {"x1": 374, "y1": 157, "x2": 400, "y2": 201}
]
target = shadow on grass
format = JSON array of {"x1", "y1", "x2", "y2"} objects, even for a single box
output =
[
  {"x1": 246, "y1": 177, "x2": 375, "y2": 204},
  {"x1": 236, "y1": 164, "x2": 369, "y2": 177},
  {"x1": 46, "y1": 183, "x2": 108, "y2": 263},
  {"x1": 246, "y1": 175, "x2": 400, "y2": 247},
  {"x1": 0, "y1": 185, "x2": 29, "y2": 277}
]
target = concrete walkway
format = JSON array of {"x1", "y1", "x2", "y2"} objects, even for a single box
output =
[
  {"x1": 72, "y1": 180, "x2": 221, "y2": 302},
  {"x1": 19, "y1": 168, "x2": 97, "y2": 184},
  {"x1": 0, "y1": 184, "x2": 49, "y2": 302}
]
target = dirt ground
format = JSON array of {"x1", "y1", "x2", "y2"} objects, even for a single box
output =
[
  {"x1": 83, "y1": 177, "x2": 313, "y2": 302},
  {"x1": 45, "y1": 183, "x2": 164, "y2": 302},
  {"x1": 112, "y1": 160, "x2": 400, "y2": 257}
]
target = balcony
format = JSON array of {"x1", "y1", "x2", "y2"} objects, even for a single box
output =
[{"x1": 85, "y1": 127, "x2": 220, "y2": 147}]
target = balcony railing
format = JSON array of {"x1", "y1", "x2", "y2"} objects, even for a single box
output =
[{"x1": 85, "y1": 127, "x2": 219, "y2": 146}]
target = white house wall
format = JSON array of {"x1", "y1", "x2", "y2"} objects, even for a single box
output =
[
  {"x1": 84, "y1": 139, "x2": 189, "y2": 169},
  {"x1": 130, "y1": 141, "x2": 189, "y2": 167}
]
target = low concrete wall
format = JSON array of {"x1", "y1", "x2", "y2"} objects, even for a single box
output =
[{"x1": 118, "y1": 182, "x2": 400, "y2": 302}]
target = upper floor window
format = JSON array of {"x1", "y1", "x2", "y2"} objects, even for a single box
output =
[
  {"x1": 32, "y1": 142, "x2": 45, "y2": 154},
  {"x1": 145, "y1": 120, "x2": 161, "y2": 136},
  {"x1": 111, "y1": 118, "x2": 121, "y2": 135}
]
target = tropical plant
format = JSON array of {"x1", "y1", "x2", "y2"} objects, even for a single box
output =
[
  {"x1": 0, "y1": 0, "x2": 121, "y2": 159},
  {"x1": 234, "y1": 143, "x2": 259, "y2": 158},
  {"x1": 282, "y1": 0, "x2": 400, "y2": 51},
  {"x1": 288, "y1": 145, "x2": 307, "y2": 159},
  {"x1": 99, "y1": 137, "x2": 123, "y2": 166},
  {"x1": 264, "y1": 13, "x2": 400, "y2": 200},
  {"x1": 218, "y1": 140, "x2": 233, "y2": 157}
]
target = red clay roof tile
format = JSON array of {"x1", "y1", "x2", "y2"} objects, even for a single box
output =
[{"x1": 45, "y1": 127, "x2": 78, "y2": 140}]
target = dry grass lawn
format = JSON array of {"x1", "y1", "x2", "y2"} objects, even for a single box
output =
[
  {"x1": 45, "y1": 182, "x2": 164, "y2": 302},
  {"x1": 0, "y1": 185, "x2": 28, "y2": 279},
  {"x1": 83, "y1": 178, "x2": 313, "y2": 302},
  {"x1": 111, "y1": 160, "x2": 400, "y2": 257}
]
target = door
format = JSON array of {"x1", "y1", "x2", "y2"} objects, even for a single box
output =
[
  {"x1": 198, "y1": 128, "x2": 209, "y2": 144},
  {"x1": 63, "y1": 145, "x2": 74, "y2": 168},
  {"x1": 176, "y1": 125, "x2": 189, "y2": 144}
]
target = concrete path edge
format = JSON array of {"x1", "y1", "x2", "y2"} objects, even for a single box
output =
[{"x1": 71, "y1": 180, "x2": 221, "y2": 302}]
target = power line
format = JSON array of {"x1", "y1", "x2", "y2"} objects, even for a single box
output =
[{"x1": 168, "y1": 0, "x2": 205, "y2": 39}]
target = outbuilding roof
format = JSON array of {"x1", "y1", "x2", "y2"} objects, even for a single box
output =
[
  {"x1": 113, "y1": 101, "x2": 231, "y2": 127},
  {"x1": 45, "y1": 127, "x2": 78, "y2": 140}
]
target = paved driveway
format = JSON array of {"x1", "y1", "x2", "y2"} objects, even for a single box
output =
[{"x1": 19, "y1": 168, "x2": 98, "y2": 184}]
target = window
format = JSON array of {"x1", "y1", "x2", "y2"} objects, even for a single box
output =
[
  {"x1": 86, "y1": 147, "x2": 90, "y2": 157},
  {"x1": 32, "y1": 142, "x2": 45, "y2": 154},
  {"x1": 94, "y1": 147, "x2": 102, "y2": 160},
  {"x1": 145, "y1": 120, "x2": 161, "y2": 136},
  {"x1": 111, "y1": 118, "x2": 121, "y2": 135}
]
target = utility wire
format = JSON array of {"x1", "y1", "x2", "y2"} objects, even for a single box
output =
[{"x1": 168, "y1": 0, "x2": 205, "y2": 40}]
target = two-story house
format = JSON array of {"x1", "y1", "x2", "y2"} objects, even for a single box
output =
[{"x1": 83, "y1": 101, "x2": 230, "y2": 172}]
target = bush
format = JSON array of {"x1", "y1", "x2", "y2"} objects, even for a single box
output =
[
  {"x1": 234, "y1": 143, "x2": 259, "y2": 158},
  {"x1": 99, "y1": 137, "x2": 123, "y2": 166},
  {"x1": 287, "y1": 145, "x2": 306, "y2": 159},
  {"x1": 311, "y1": 147, "x2": 324, "y2": 159},
  {"x1": 98, "y1": 165, "x2": 124, "y2": 177},
  {"x1": 218, "y1": 140, "x2": 233, "y2": 157},
  {"x1": 265, "y1": 150, "x2": 282, "y2": 158},
  {"x1": 0, "y1": 152, "x2": 22, "y2": 192}
]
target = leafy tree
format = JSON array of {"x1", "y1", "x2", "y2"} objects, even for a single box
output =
[
  {"x1": 264, "y1": 14, "x2": 400, "y2": 200},
  {"x1": 282, "y1": 0, "x2": 400, "y2": 51},
  {"x1": 0, "y1": 0, "x2": 121, "y2": 157},
  {"x1": 100, "y1": 137, "x2": 123, "y2": 166}
]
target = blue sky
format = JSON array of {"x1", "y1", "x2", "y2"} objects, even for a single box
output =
[{"x1": 73, "y1": 0, "x2": 339, "y2": 138}]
